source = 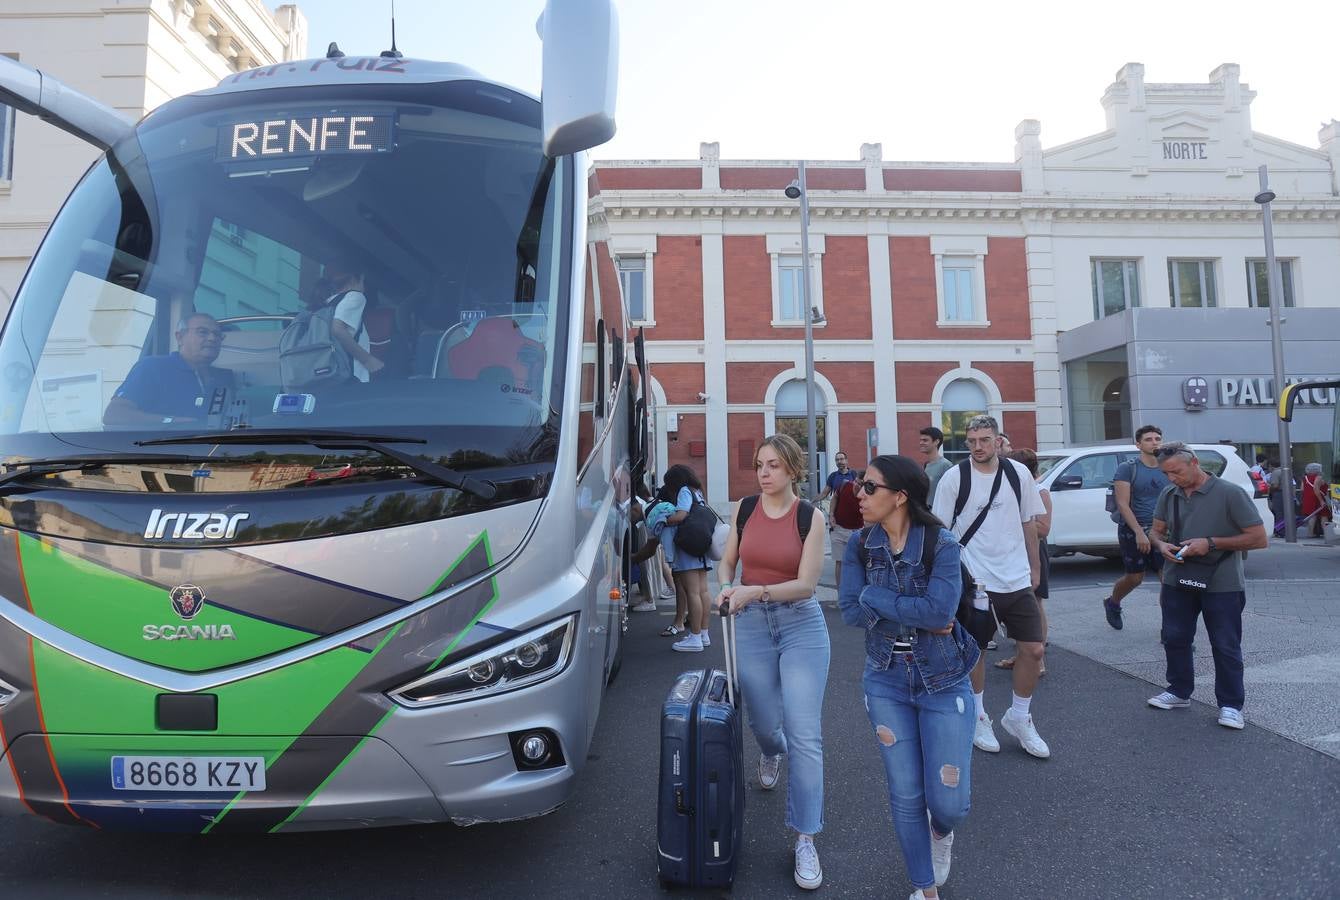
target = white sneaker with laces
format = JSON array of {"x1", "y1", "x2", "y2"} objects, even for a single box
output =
[
  {"x1": 794, "y1": 836, "x2": 822, "y2": 890},
  {"x1": 671, "y1": 632, "x2": 704, "y2": 652},
  {"x1": 972, "y1": 713, "x2": 1000, "y2": 753},
  {"x1": 1148, "y1": 691, "x2": 1191, "y2": 710},
  {"x1": 1001, "y1": 708, "x2": 1050, "y2": 758},
  {"x1": 1218, "y1": 707, "x2": 1245, "y2": 730},
  {"x1": 700, "y1": 630, "x2": 711, "y2": 647},
  {"x1": 758, "y1": 753, "x2": 782, "y2": 790},
  {"x1": 631, "y1": 600, "x2": 657, "y2": 613},
  {"x1": 659, "y1": 587, "x2": 678, "y2": 601},
  {"x1": 929, "y1": 815, "x2": 953, "y2": 886}
]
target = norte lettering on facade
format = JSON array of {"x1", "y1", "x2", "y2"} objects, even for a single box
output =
[
  {"x1": 217, "y1": 113, "x2": 394, "y2": 162},
  {"x1": 1162, "y1": 140, "x2": 1208, "y2": 160},
  {"x1": 1217, "y1": 376, "x2": 1340, "y2": 407}
]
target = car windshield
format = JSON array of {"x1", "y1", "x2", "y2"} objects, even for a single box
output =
[
  {"x1": 1036, "y1": 454, "x2": 1066, "y2": 479},
  {"x1": 0, "y1": 81, "x2": 568, "y2": 468}
]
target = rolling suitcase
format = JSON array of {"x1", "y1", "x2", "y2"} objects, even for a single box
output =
[{"x1": 656, "y1": 609, "x2": 745, "y2": 889}]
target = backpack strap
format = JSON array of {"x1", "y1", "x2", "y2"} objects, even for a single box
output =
[
  {"x1": 796, "y1": 499, "x2": 814, "y2": 543},
  {"x1": 919, "y1": 523, "x2": 937, "y2": 573},
  {"x1": 856, "y1": 525, "x2": 874, "y2": 567},
  {"x1": 736, "y1": 494, "x2": 760, "y2": 545},
  {"x1": 951, "y1": 459, "x2": 973, "y2": 529},
  {"x1": 1000, "y1": 457, "x2": 1023, "y2": 506}
]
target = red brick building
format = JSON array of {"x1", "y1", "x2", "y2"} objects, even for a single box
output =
[{"x1": 591, "y1": 143, "x2": 1046, "y2": 504}]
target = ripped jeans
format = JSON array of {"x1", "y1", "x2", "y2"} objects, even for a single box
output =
[{"x1": 863, "y1": 657, "x2": 975, "y2": 890}]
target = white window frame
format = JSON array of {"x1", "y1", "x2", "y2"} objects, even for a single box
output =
[
  {"x1": 1245, "y1": 258, "x2": 1296, "y2": 308},
  {"x1": 1168, "y1": 258, "x2": 1218, "y2": 308},
  {"x1": 616, "y1": 255, "x2": 651, "y2": 325},
  {"x1": 608, "y1": 234, "x2": 657, "y2": 326},
  {"x1": 766, "y1": 233, "x2": 825, "y2": 329},
  {"x1": 1091, "y1": 258, "x2": 1141, "y2": 319},
  {"x1": 0, "y1": 53, "x2": 17, "y2": 184},
  {"x1": 931, "y1": 235, "x2": 989, "y2": 327}
]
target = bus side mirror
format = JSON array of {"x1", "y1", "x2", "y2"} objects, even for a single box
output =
[{"x1": 537, "y1": 0, "x2": 619, "y2": 158}]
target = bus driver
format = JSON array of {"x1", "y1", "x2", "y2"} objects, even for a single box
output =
[{"x1": 103, "y1": 312, "x2": 236, "y2": 427}]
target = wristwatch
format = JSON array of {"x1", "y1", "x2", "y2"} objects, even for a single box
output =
[
  {"x1": 760, "y1": 585, "x2": 771, "y2": 603},
  {"x1": 1207, "y1": 537, "x2": 1218, "y2": 552}
]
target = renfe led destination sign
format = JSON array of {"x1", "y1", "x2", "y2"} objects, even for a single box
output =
[{"x1": 216, "y1": 113, "x2": 394, "y2": 161}]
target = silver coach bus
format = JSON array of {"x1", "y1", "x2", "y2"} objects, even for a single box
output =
[{"x1": 0, "y1": 1, "x2": 650, "y2": 832}]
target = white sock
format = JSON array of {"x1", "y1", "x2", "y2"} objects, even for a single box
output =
[
  {"x1": 973, "y1": 691, "x2": 985, "y2": 719},
  {"x1": 1011, "y1": 693, "x2": 1032, "y2": 717}
]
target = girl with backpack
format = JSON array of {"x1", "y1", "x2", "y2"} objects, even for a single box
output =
[
  {"x1": 714, "y1": 434, "x2": 830, "y2": 890},
  {"x1": 838, "y1": 454, "x2": 978, "y2": 900},
  {"x1": 657, "y1": 465, "x2": 713, "y2": 652}
]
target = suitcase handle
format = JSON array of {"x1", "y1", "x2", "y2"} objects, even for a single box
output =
[{"x1": 719, "y1": 605, "x2": 739, "y2": 708}]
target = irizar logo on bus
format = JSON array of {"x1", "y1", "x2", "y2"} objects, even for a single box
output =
[{"x1": 144, "y1": 509, "x2": 250, "y2": 541}]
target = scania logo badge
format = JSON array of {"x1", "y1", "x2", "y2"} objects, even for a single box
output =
[{"x1": 169, "y1": 584, "x2": 206, "y2": 620}]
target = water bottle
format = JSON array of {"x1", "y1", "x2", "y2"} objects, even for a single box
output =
[{"x1": 973, "y1": 580, "x2": 989, "y2": 611}]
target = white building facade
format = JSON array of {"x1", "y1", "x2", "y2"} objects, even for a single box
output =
[
  {"x1": 590, "y1": 63, "x2": 1340, "y2": 502},
  {"x1": 0, "y1": 0, "x2": 308, "y2": 306}
]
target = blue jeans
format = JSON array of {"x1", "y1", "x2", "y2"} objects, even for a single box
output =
[
  {"x1": 863, "y1": 659, "x2": 975, "y2": 891},
  {"x1": 733, "y1": 597, "x2": 830, "y2": 835},
  {"x1": 1160, "y1": 585, "x2": 1246, "y2": 710}
]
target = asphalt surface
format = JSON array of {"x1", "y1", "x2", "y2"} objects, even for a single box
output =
[{"x1": 1, "y1": 583, "x2": 1337, "y2": 899}]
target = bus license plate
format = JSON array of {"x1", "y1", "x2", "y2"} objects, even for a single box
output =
[{"x1": 110, "y1": 756, "x2": 266, "y2": 792}]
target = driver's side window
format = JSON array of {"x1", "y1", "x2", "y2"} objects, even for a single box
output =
[{"x1": 1059, "y1": 452, "x2": 1121, "y2": 490}]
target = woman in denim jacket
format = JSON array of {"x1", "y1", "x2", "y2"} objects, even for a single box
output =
[{"x1": 838, "y1": 455, "x2": 980, "y2": 900}]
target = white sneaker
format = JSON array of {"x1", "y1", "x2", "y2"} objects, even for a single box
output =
[
  {"x1": 671, "y1": 633, "x2": 704, "y2": 652},
  {"x1": 631, "y1": 600, "x2": 657, "y2": 612},
  {"x1": 972, "y1": 713, "x2": 1000, "y2": 753},
  {"x1": 659, "y1": 587, "x2": 678, "y2": 601},
  {"x1": 700, "y1": 630, "x2": 711, "y2": 647},
  {"x1": 1218, "y1": 707, "x2": 1245, "y2": 730},
  {"x1": 794, "y1": 836, "x2": 822, "y2": 890},
  {"x1": 1148, "y1": 691, "x2": 1191, "y2": 710},
  {"x1": 1000, "y1": 708, "x2": 1051, "y2": 759},
  {"x1": 758, "y1": 753, "x2": 782, "y2": 790},
  {"x1": 929, "y1": 815, "x2": 953, "y2": 886}
]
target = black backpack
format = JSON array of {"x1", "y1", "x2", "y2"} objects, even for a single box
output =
[
  {"x1": 673, "y1": 495, "x2": 720, "y2": 557},
  {"x1": 735, "y1": 495, "x2": 815, "y2": 546},
  {"x1": 856, "y1": 522, "x2": 994, "y2": 648}
]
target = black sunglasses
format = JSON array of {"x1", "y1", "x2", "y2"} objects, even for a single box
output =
[{"x1": 858, "y1": 479, "x2": 903, "y2": 496}]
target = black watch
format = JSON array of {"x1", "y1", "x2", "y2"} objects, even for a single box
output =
[{"x1": 1207, "y1": 537, "x2": 1218, "y2": 552}]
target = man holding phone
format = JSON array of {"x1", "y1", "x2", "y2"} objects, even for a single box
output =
[{"x1": 1147, "y1": 442, "x2": 1267, "y2": 730}]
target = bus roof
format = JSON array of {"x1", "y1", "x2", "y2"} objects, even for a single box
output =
[{"x1": 194, "y1": 56, "x2": 528, "y2": 100}]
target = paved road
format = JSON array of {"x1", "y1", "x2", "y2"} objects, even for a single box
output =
[{"x1": 1, "y1": 592, "x2": 1337, "y2": 898}]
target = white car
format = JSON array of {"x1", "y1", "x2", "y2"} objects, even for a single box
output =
[{"x1": 1034, "y1": 443, "x2": 1270, "y2": 559}]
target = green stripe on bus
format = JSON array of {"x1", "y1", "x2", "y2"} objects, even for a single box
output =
[
  {"x1": 268, "y1": 707, "x2": 397, "y2": 834},
  {"x1": 19, "y1": 534, "x2": 313, "y2": 671}
]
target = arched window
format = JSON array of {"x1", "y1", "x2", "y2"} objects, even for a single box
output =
[
  {"x1": 940, "y1": 379, "x2": 988, "y2": 462},
  {"x1": 774, "y1": 379, "x2": 827, "y2": 491}
]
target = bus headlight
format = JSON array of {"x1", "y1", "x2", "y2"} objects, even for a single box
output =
[{"x1": 388, "y1": 614, "x2": 577, "y2": 708}]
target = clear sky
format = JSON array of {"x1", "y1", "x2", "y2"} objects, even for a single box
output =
[{"x1": 276, "y1": 0, "x2": 1339, "y2": 163}]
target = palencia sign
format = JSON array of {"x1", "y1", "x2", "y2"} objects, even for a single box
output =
[{"x1": 1217, "y1": 376, "x2": 1339, "y2": 407}]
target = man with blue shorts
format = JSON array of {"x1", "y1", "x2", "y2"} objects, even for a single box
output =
[{"x1": 1103, "y1": 425, "x2": 1171, "y2": 630}]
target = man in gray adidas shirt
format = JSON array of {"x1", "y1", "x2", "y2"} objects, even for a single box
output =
[{"x1": 932, "y1": 415, "x2": 1050, "y2": 759}]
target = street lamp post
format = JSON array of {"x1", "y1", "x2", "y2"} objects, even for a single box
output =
[
  {"x1": 786, "y1": 161, "x2": 820, "y2": 499},
  {"x1": 1255, "y1": 165, "x2": 1296, "y2": 542}
]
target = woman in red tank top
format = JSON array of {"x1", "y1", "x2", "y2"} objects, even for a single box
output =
[{"x1": 714, "y1": 434, "x2": 830, "y2": 890}]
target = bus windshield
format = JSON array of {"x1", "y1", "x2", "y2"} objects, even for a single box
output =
[{"x1": 0, "y1": 81, "x2": 568, "y2": 468}]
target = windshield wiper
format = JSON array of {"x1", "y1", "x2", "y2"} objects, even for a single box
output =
[
  {"x1": 139, "y1": 429, "x2": 497, "y2": 500},
  {"x1": 0, "y1": 453, "x2": 208, "y2": 488}
]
